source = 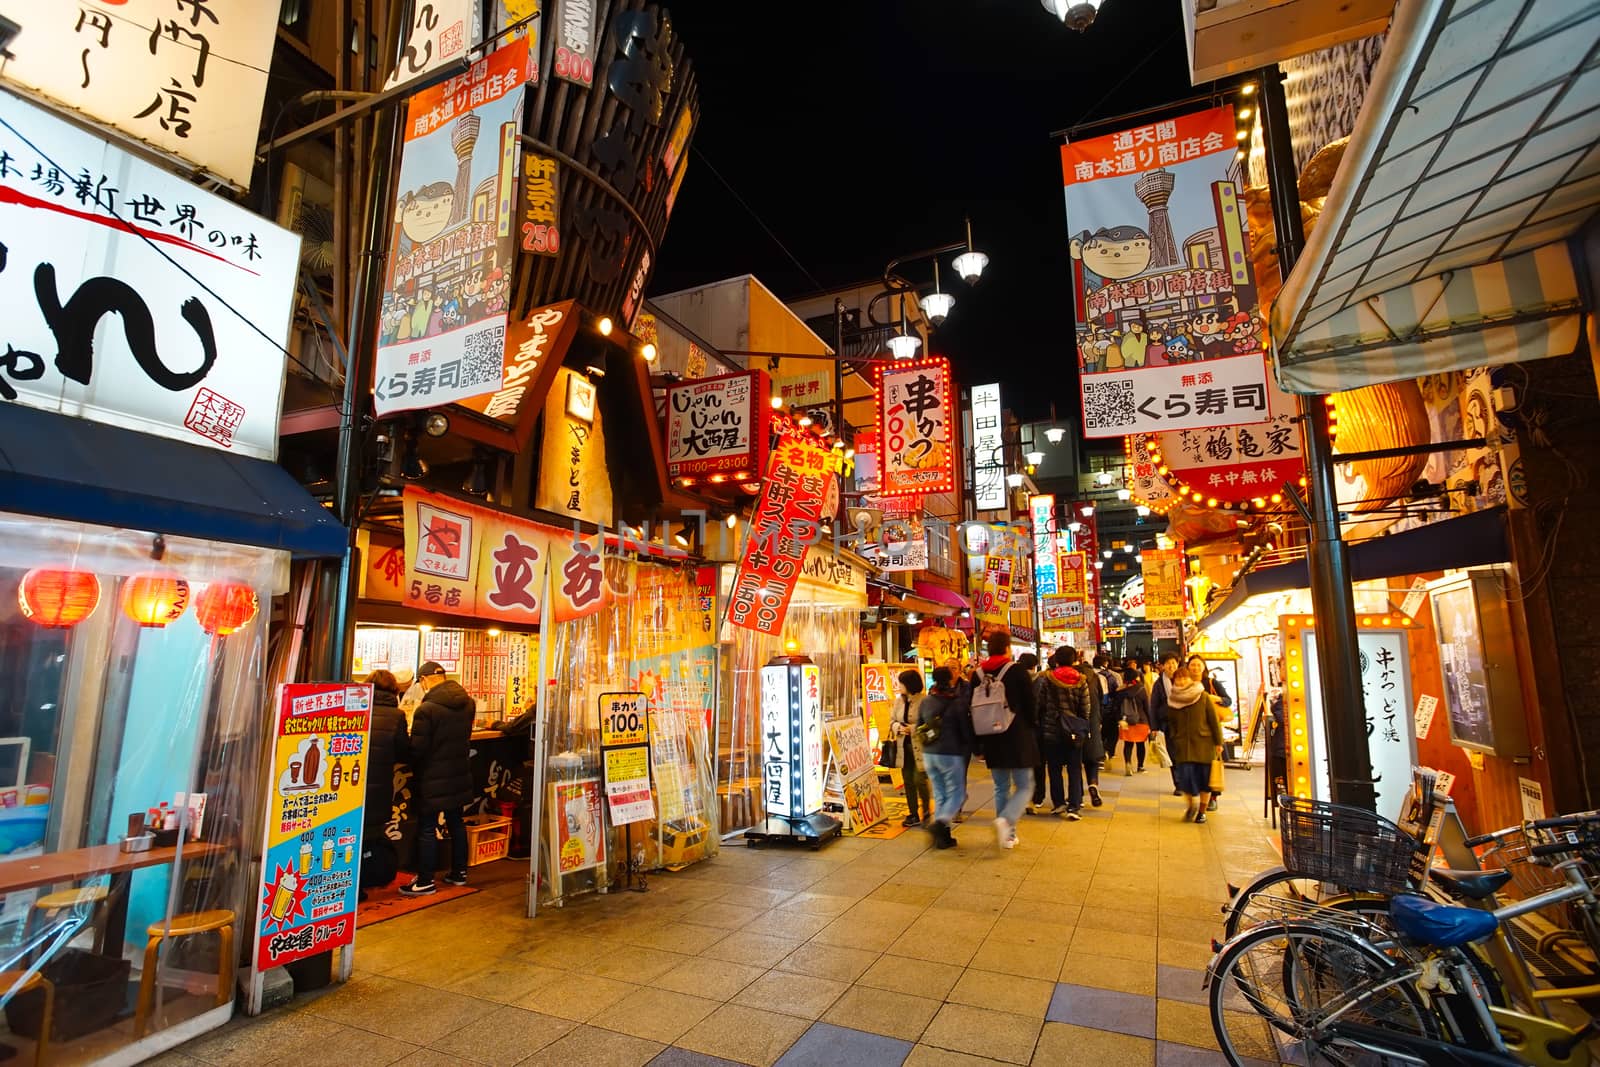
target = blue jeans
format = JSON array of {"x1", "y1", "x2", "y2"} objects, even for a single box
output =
[
  {"x1": 991, "y1": 767, "x2": 1035, "y2": 826},
  {"x1": 922, "y1": 753, "x2": 968, "y2": 824}
]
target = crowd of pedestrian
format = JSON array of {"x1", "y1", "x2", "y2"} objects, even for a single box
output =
[{"x1": 906, "y1": 634, "x2": 1234, "y2": 849}]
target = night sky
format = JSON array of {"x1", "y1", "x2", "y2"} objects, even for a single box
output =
[{"x1": 651, "y1": 1, "x2": 1197, "y2": 421}]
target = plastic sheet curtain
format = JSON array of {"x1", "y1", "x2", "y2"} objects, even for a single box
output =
[
  {"x1": 719, "y1": 602, "x2": 864, "y2": 835},
  {"x1": 0, "y1": 510, "x2": 284, "y2": 1057},
  {"x1": 535, "y1": 562, "x2": 719, "y2": 905}
]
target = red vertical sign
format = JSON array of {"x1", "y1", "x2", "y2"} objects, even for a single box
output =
[{"x1": 727, "y1": 438, "x2": 839, "y2": 635}]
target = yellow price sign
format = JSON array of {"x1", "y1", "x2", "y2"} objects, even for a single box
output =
[
  {"x1": 604, "y1": 745, "x2": 650, "y2": 784},
  {"x1": 598, "y1": 692, "x2": 648, "y2": 747}
]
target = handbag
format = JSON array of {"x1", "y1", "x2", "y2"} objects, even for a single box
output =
[
  {"x1": 1149, "y1": 731, "x2": 1171, "y2": 769},
  {"x1": 1209, "y1": 757, "x2": 1226, "y2": 793},
  {"x1": 915, "y1": 714, "x2": 942, "y2": 745},
  {"x1": 879, "y1": 738, "x2": 900, "y2": 768}
]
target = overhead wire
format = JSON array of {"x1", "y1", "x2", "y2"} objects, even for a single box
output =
[{"x1": 689, "y1": 145, "x2": 826, "y2": 293}]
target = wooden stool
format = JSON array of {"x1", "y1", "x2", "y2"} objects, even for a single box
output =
[
  {"x1": 133, "y1": 910, "x2": 234, "y2": 1038},
  {"x1": 0, "y1": 970, "x2": 53, "y2": 1066},
  {"x1": 32, "y1": 886, "x2": 110, "y2": 955}
]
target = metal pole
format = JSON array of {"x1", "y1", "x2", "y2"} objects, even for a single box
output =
[
  {"x1": 1259, "y1": 65, "x2": 1375, "y2": 810},
  {"x1": 833, "y1": 298, "x2": 847, "y2": 450}
]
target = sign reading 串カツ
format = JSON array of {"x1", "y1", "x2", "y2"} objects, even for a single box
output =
[
  {"x1": 374, "y1": 39, "x2": 530, "y2": 418},
  {"x1": 0, "y1": 94, "x2": 300, "y2": 460},
  {"x1": 1062, "y1": 106, "x2": 1271, "y2": 439},
  {"x1": 0, "y1": 1, "x2": 282, "y2": 189},
  {"x1": 877, "y1": 358, "x2": 954, "y2": 497},
  {"x1": 665, "y1": 371, "x2": 768, "y2": 480}
]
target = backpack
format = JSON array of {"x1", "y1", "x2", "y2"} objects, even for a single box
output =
[{"x1": 970, "y1": 665, "x2": 1017, "y2": 736}]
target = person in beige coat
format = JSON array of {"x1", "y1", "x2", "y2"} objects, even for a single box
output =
[
  {"x1": 1163, "y1": 666, "x2": 1224, "y2": 823},
  {"x1": 893, "y1": 670, "x2": 931, "y2": 828}
]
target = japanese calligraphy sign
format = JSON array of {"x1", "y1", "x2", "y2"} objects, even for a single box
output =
[
  {"x1": 453, "y1": 300, "x2": 579, "y2": 428},
  {"x1": 1141, "y1": 548, "x2": 1186, "y2": 621},
  {"x1": 665, "y1": 370, "x2": 768, "y2": 480},
  {"x1": 255, "y1": 683, "x2": 371, "y2": 971},
  {"x1": 535, "y1": 367, "x2": 613, "y2": 527},
  {"x1": 1152, "y1": 408, "x2": 1305, "y2": 505},
  {"x1": 760, "y1": 659, "x2": 824, "y2": 819},
  {"x1": 0, "y1": 1, "x2": 280, "y2": 188},
  {"x1": 553, "y1": 0, "x2": 598, "y2": 88},
  {"x1": 970, "y1": 382, "x2": 1006, "y2": 511},
  {"x1": 387, "y1": 1, "x2": 482, "y2": 90},
  {"x1": 728, "y1": 438, "x2": 836, "y2": 635},
  {"x1": 0, "y1": 94, "x2": 299, "y2": 460},
  {"x1": 374, "y1": 38, "x2": 530, "y2": 418},
  {"x1": 1128, "y1": 434, "x2": 1180, "y2": 509},
  {"x1": 1062, "y1": 106, "x2": 1270, "y2": 438},
  {"x1": 401, "y1": 486, "x2": 614, "y2": 625},
  {"x1": 520, "y1": 151, "x2": 562, "y2": 257},
  {"x1": 877, "y1": 357, "x2": 954, "y2": 497},
  {"x1": 1302, "y1": 628, "x2": 1415, "y2": 822}
]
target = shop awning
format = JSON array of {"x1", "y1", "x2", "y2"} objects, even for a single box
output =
[
  {"x1": 0, "y1": 405, "x2": 348, "y2": 558},
  {"x1": 1271, "y1": 0, "x2": 1600, "y2": 394},
  {"x1": 912, "y1": 581, "x2": 971, "y2": 613},
  {"x1": 1200, "y1": 506, "x2": 1509, "y2": 632}
]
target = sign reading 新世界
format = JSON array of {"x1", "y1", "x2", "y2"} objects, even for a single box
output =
[
  {"x1": 877, "y1": 358, "x2": 954, "y2": 497},
  {"x1": 665, "y1": 371, "x2": 769, "y2": 480},
  {"x1": 0, "y1": 1, "x2": 282, "y2": 189},
  {"x1": 373, "y1": 38, "x2": 530, "y2": 418},
  {"x1": 255, "y1": 683, "x2": 371, "y2": 971},
  {"x1": 0, "y1": 94, "x2": 300, "y2": 461},
  {"x1": 1062, "y1": 105, "x2": 1271, "y2": 439}
]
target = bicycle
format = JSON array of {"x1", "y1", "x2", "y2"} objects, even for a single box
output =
[{"x1": 1207, "y1": 813, "x2": 1600, "y2": 1066}]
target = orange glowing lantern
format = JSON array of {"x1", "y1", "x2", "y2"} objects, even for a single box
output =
[
  {"x1": 194, "y1": 581, "x2": 259, "y2": 636},
  {"x1": 120, "y1": 573, "x2": 191, "y2": 628},
  {"x1": 18, "y1": 569, "x2": 101, "y2": 628}
]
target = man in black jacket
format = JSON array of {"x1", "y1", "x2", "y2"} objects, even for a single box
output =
[
  {"x1": 400, "y1": 661, "x2": 475, "y2": 896},
  {"x1": 1150, "y1": 652, "x2": 1181, "y2": 796},
  {"x1": 973, "y1": 631, "x2": 1038, "y2": 850}
]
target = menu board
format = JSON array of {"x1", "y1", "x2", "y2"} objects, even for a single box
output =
[{"x1": 255, "y1": 684, "x2": 372, "y2": 971}]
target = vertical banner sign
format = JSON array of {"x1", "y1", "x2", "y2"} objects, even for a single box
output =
[
  {"x1": 256, "y1": 684, "x2": 372, "y2": 971},
  {"x1": 1030, "y1": 495, "x2": 1058, "y2": 595},
  {"x1": 553, "y1": 0, "x2": 598, "y2": 88},
  {"x1": 974, "y1": 553, "x2": 1015, "y2": 626},
  {"x1": 1141, "y1": 548, "x2": 1186, "y2": 620},
  {"x1": 598, "y1": 693, "x2": 654, "y2": 826},
  {"x1": 970, "y1": 383, "x2": 1006, "y2": 510},
  {"x1": 520, "y1": 151, "x2": 562, "y2": 257},
  {"x1": 1057, "y1": 552, "x2": 1088, "y2": 599},
  {"x1": 0, "y1": 96, "x2": 301, "y2": 462},
  {"x1": 727, "y1": 438, "x2": 838, "y2": 635},
  {"x1": 1062, "y1": 106, "x2": 1272, "y2": 439},
  {"x1": 388, "y1": 0, "x2": 482, "y2": 89},
  {"x1": 535, "y1": 367, "x2": 613, "y2": 527},
  {"x1": 759, "y1": 664, "x2": 795, "y2": 818},
  {"x1": 0, "y1": 2, "x2": 282, "y2": 189},
  {"x1": 374, "y1": 38, "x2": 530, "y2": 417},
  {"x1": 877, "y1": 358, "x2": 954, "y2": 497},
  {"x1": 665, "y1": 371, "x2": 768, "y2": 481},
  {"x1": 1304, "y1": 629, "x2": 1416, "y2": 822},
  {"x1": 861, "y1": 664, "x2": 896, "y2": 738}
]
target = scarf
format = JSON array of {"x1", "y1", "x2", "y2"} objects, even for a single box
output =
[
  {"x1": 979, "y1": 654, "x2": 1010, "y2": 674},
  {"x1": 1166, "y1": 678, "x2": 1205, "y2": 709}
]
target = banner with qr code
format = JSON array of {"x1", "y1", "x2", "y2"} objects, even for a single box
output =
[
  {"x1": 373, "y1": 38, "x2": 531, "y2": 417},
  {"x1": 1062, "y1": 106, "x2": 1272, "y2": 439},
  {"x1": 1080, "y1": 355, "x2": 1273, "y2": 438}
]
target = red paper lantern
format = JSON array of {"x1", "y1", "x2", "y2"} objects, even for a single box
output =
[
  {"x1": 18, "y1": 569, "x2": 101, "y2": 628},
  {"x1": 195, "y1": 581, "x2": 259, "y2": 636},
  {"x1": 120, "y1": 573, "x2": 191, "y2": 628}
]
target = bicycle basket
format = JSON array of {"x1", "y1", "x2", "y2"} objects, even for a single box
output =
[{"x1": 1277, "y1": 795, "x2": 1418, "y2": 896}]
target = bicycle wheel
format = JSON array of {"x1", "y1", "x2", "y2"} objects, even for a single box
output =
[
  {"x1": 1224, "y1": 867, "x2": 1381, "y2": 940},
  {"x1": 1210, "y1": 920, "x2": 1438, "y2": 1066}
]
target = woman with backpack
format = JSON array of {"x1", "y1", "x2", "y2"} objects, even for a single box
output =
[
  {"x1": 1115, "y1": 667, "x2": 1152, "y2": 774},
  {"x1": 1029, "y1": 648, "x2": 1093, "y2": 819},
  {"x1": 971, "y1": 631, "x2": 1038, "y2": 849},
  {"x1": 893, "y1": 670, "x2": 932, "y2": 828},
  {"x1": 918, "y1": 666, "x2": 973, "y2": 849}
]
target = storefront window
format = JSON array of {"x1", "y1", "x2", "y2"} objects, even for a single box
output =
[{"x1": 0, "y1": 511, "x2": 283, "y2": 1061}]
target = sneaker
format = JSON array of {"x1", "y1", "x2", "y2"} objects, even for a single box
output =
[
  {"x1": 1173, "y1": 788, "x2": 1183, "y2": 797},
  {"x1": 1005, "y1": 827, "x2": 1020, "y2": 849},
  {"x1": 1183, "y1": 808, "x2": 1196, "y2": 822},
  {"x1": 903, "y1": 815, "x2": 922, "y2": 828},
  {"x1": 398, "y1": 879, "x2": 436, "y2": 897},
  {"x1": 1050, "y1": 804, "x2": 1070, "y2": 816},
  {"x1": 1207, "y1": 798, "x2": 1219, "y2": 812},
  {"x1": 994, "y1": 817, "x2": 1011, "y2": 848},
  {"x1": 1194, "y1": 812, "x2": 1208, "y2": 824},
  {"x1": 1023, "y1": 804, "x2": 1037, "y2": 816},
  {"x1": 1125, "y1": 764, "x2": 1134, "y2": 777},
  {"x1": 1089, "y1": 785, "x2": 1103, "y2": 808},
  {"x1": 1063, "y1": 808, "x2": 1082, "y2": 822},
  {"x1": 442, "y1": 871, "x2": 468, "y2": 887}
]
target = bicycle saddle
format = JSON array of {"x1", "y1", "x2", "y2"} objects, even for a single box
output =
[
  {"x1": 1429, "y1": 867, "x2": 1513, "y2": 901},
  {"x1": 1390, "y1": 893, "x2": 1499, "y2": 947}
]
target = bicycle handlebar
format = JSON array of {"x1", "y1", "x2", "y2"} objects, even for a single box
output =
[
  {"x1": 1529, "y1": 839, "x2": 1593, "y2": 859},
  {"x1": 1527, "y1": 810, "x2": 1600, "y2": 831},
  {"x1": 1462, "y1": 824, "x2": 1521, "y2": 848}
]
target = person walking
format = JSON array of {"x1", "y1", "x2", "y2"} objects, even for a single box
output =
[
  {"x1": 360, "y1": 670, "x2": 410, "y2": 895},
  {"x1": 1149, "y1": 652, "x2": 1181, "y2": 795},
  {"x1": 918, "y1": 666, "x2": 973, "y2": 849},
  {"x1": 400, "y1": 661, "x2": 475, "y2": 895},
  {"x1": 1093, "y1": 654, "x2": 1121, "y2": 769},
  {"x1": 971, "y1": 631, "x2": 1038, "y2": 849},
  {"x1": 1030, "y1": 648, "x2": 1093, "y2": 819},
  {"x1": 1164, "y1": 665, "x2": 1225, "y2": 823},
  {"x1": 1115, "y1": 667, "x2": 1151, "y2": 773},
  {"x1": 1076, "y1": 649, "x2": 1107, "y2": 807},
  {"x1": 1188, "y1": 654, "x2": 1233, "y2": 810},
  {"x1": 893, "y1": 670, "x2": 931, "y2": 828}
]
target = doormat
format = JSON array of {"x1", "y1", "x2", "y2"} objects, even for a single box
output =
[{"x1": 356, "y1": 879, "x2": 477, "y2": 927}]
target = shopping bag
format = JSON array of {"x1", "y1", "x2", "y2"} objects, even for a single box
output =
[
  {"x1": 1209, "y1": 758, "x2": 1226, "y2": 793},
  {"x1": 1150, "y1": 731, "x2": 1171, "y2": 769}
]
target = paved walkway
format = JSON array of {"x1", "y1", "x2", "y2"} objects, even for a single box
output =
[{"x1": 165, "y1": 758, "x2": 1282, "y2": 1066}]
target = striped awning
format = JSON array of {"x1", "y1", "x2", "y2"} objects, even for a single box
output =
[{"x1": 1271, "y1": 0, "x2": 1600, "y2": 394}]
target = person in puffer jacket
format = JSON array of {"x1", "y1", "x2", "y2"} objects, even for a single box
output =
[{"x1": 1028, "y1": 648, "x2": 1093, "y2": 819}]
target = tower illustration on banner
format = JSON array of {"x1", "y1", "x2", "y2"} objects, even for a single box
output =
[{"x1": 1134, "y1": 169, "x2": 1179, "y2": 268}]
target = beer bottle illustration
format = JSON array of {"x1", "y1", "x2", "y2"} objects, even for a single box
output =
[
  {"x1": 303, "y1": 738, "x2": 322, "y2": 787},
  {"x1": 350, "y1": 760, "x2": 361, "y2": 787},
  {"x1": 331, "y1": 758, "x2": 344, "y2": 790}
]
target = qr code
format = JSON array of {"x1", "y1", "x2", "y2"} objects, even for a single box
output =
[
  {"x1": 460, "y1": 324, "x2": 507, "y2": 390},
  {"x1": 1083, "y1": 378, "x2": 1137, "y2": 430}
]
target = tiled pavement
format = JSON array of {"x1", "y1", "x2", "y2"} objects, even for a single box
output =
[{"x1": 164, "y1": 759, "x2": 1283, "y2": 1066}]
